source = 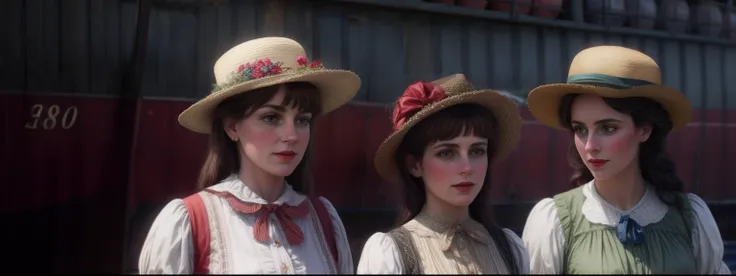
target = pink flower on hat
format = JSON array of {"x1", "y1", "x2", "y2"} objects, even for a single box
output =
[
  {"x1": 297, "y1": 56, "x2": 308, "y2": 66},
  {"x1": 309, "y1": 60, "x2": 322, "y2": 69}
]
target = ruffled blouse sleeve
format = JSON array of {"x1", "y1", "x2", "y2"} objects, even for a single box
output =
[
  {"x1": 687, "y1": 193, "x2": 731, "y2": 274},
  {"x1": 522, "y1": 198, "x2": 566, "y2": 274},
  {"x1": 503, "y1": 228, "x2": 531, "y2": 274},
  {"x1": 356, "y1": 232, "x2": 404, "y2": 274},
  {"x1": 138, "y1": 199, "x2": 193, "y2": 274},
  {"x1": 317, "y1": 197, "x2": 355, "y2": 274}
]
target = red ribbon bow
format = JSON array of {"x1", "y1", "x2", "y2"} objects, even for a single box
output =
[
  {"x1": 391, "y1": 81, "x2": 447, "y2": 130},
  {"x1": 205, "y1": 189, "x2": 311, "y2": 246}
]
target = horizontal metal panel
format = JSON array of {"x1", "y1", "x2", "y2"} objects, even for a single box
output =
[{"x1": 0, "y1": 0, "x2": 138, "y2": 96}]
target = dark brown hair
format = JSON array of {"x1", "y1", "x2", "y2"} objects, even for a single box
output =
[
  {"x1": 393, "y1": 104, "x2": 519, "y2": 274},
  {"x1": 197, "y1": 82, "x2": 323, "y2": 193},
  {"x1": 558, "y1": 94, "x2": 685, "y2": 207}
]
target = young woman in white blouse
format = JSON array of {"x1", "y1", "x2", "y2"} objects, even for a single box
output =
[
  {"x1": 137, "y1": 37, "x2": 361, "y2": 274},
  {"x1": 357, "y1": 74, "x2": 530, "y2": 274},
  {"x1": 522, "y1": 45, "x2": 731, "y2": 274}
]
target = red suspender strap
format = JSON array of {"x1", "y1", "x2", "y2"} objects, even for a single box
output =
[
  {"x1": 309, "y1": 196, "x2": 339, "y2": 268},
  {"x1": 182, "y1": 193, "x2": 211, "y2": 274}
]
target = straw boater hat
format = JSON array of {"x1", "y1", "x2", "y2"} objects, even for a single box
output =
[
  {"x1": 373, "y1": 74, "x2": 523, "y2": 183},
  {"x1": 178, "y1": 37, "x2": 361, "y2": 133},
  {"x1": 527, "y1": 45, "x2": 692, "y2": 131}
]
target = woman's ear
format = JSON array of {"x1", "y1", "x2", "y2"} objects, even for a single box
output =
[
  {"x1": 222, "y1": 117, "x2": 240, "y2": 142},
  {"x1": 638, "y1": 124, "x2": 653, "y2": 142},
  {"x1": 404, "y1": 155, "x2": 422, "y2": 178}
]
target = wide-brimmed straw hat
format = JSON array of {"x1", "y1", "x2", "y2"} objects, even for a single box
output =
[
  {"x1": 178, "y1": 37, "x2": 361, "y2": 133},
  {"x1": 373, "y1": 74, "x2": 523, "y2": 183},
  {"x1": 527, "y1": 45, "x2": 692, "y2": 131}
]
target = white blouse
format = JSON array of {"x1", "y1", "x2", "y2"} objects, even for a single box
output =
[
  {"x1": 356, "y1": 212, "x2": 530, "y2": 274},
  {"x1": 522, "y1": 181, "x2": 731, "y2": 274},
  {"x1": 138, "y1": 175, "x2": 353, "y2": 274}
]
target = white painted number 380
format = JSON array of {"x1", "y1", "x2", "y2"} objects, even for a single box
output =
[{"x1": 24, "y1": 104, "x2": 78, "y2": 130}]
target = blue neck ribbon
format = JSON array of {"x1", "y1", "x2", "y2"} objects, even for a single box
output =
[{"x1": 617, "y1": 215, "x2": 645, "y2": 245}]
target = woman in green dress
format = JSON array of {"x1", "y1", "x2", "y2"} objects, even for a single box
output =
[{"x1": 521, "y1": 45, "x2": 730, "y2": 274}]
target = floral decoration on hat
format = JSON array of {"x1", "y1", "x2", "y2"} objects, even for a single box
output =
[
  {"x1": 212, "y1": 56, "x2": 324, "y2": 92},
  {"x1": 392, "y1": 81, "x2": 447, "y2": 130}
]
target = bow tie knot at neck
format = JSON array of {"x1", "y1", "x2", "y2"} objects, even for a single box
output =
[
  {"x1": 204, "y1": 189, "x2": 311, "y2": 246},
  {"x1": 450, "y1": 225, "x2": 470, "y2": 251},
  {"x1": 263, "y1": 204, "x2": 279, "y2": 212},
  {"x1": 438, "y1": 221, "x2": 491, "y2": 252},
  {"x1": 617, "y1": 215, "x2": 645, "y2": 245}
]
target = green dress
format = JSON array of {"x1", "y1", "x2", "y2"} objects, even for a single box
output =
[{"x1": 554, "y1": 185, "x2": 696, "y2": 274}]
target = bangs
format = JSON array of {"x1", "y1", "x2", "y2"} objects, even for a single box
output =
[
  {"x1": 400, "y1": 104, "x2": 499, "y2": 156},
  {"x1": 280, "y1": 82, "x2": 323, "y2": 115},
  {"x1": 216, "y1": 82, "x2": 323, "y2": 120}
]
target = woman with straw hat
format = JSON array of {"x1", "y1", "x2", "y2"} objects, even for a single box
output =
[
  {"x1": 521, "y1": 45, "x2": 730, "y2": 274},
  {"x1": 356, "y1": 74, "x2": 530, "y2": 274},
  {"x1": 138, "y1": 37, "x2": 360, "y2": 274}
]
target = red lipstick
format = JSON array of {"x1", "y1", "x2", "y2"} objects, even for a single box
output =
[
  {"x1": 452, "y1": 182, "x2": 475, "y2": 193},
  {"x1": 588, "y1": 159, "x2": 608, "y2": 168},
  {"x1": 274, "y1": 150, "x2": 296, "y2": 162}
]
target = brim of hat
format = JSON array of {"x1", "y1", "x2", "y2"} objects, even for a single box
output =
[
  {"x1": 178, "y1": 69, "x2": 361, "y2": 133},
  {"x1": 527, "y1": 83, "x2": 693, "y2": 132},
  {"x1": 373, "y1": 90, "x2": 523, "y2": 184}
]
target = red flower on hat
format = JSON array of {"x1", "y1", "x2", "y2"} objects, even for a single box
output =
[
  {"x1": 392, "y1": 81, "x2": 446, "y2": 130},
  {"x1": 309, "y1": 60, "x2": 322, "y2": 68},
  {"x1": 258, "y1": 58, "x2": 273, "y2": 67},
  {"x1": 297, "y1": 56, "x2": 308, "y2": 66},
  {"x1": 251, "y1": 69, "x2": 265, "y2": 79}
]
